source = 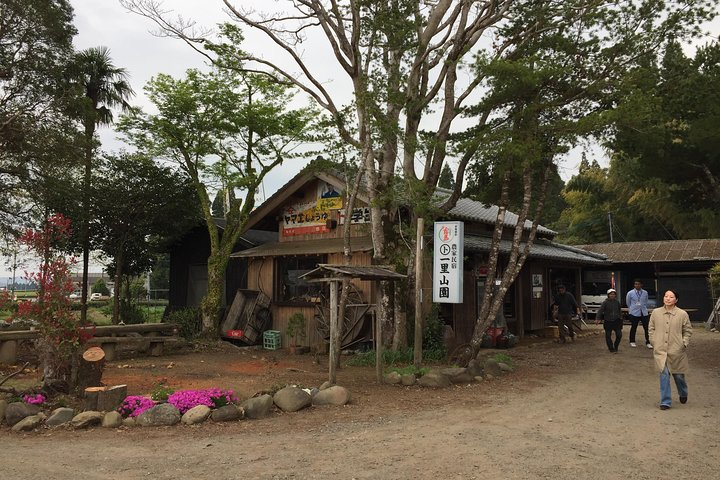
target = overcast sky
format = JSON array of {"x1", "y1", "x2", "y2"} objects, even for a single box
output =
[{"x1": 3, "y1": 1, "x2": 718, "y2": 278}]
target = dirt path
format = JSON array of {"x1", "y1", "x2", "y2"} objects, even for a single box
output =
[{"x1": 2, "y1": 325, "x2": 719, "y2": 479}]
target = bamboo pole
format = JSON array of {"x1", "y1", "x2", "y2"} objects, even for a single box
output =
[{"x1": 413, "y1": 218, "x2": 424, "y2": 366}]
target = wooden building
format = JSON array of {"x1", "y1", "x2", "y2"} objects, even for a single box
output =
[
  {"x1": 230, "y1": 168, "x2": 609, "y2": 349},
  {"x1": 579, "y1": 239, "x2": 720, "y2": 322}
]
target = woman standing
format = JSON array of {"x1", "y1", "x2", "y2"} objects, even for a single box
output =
[{"x1": 648, "y1": 290, "x2": 693, "y2": 410}]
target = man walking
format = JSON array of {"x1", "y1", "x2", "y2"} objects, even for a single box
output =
[
  {"x1": 596, "y1": 288, "x2": 623, "y2": 352},
  {"x1": 552, "y1": 284, "x2": 582, "y2": 343},
  {"x1": 626, "y1": 279, "x2": 651, "y2": 348}
]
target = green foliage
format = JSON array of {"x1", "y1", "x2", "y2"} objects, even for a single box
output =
[
  {"x1": 386, "y1": 365, "x2": 430, "y2": 377},
  {"x1": 709, "y1": 263, "x2": 720, "y2": 299},
  {"x1": 286, "y1": 312, "x2": 306, "y2": 346},
  {"x1": 166, "y1": 307, "x2": 201, "y2": 341},
  {"x1": 492, "y1": 353, "x2": 514, "y2": 368},
  {"x1": 150, "y1": 383, "x2": 175, "y2": 402},
  {"x1": 91, "y1": 279, "x2": 110, "y2": 296},
  {"x1": 602, "y1": 41, "x2": 720, "y2": 239},
  {"x1": 119, "y1": 302, "x2": 146, "y2": 325},
  {"x1": 422, "y1": 305, "x2": 447, "y2": 360},
  {"x1": 438, "y1": 164, "x2": 455, "y2": 190},
  {"x1": 345, "y1": 347, "x2": 445, "y2": 367}
]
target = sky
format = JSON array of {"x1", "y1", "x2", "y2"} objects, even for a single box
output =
[{"x1": 3, "y1": 1, "x2": 718, "y2": 278}]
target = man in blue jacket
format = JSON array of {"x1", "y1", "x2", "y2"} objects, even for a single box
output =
[{"x1": 626, "y1": 279, "x2": 651, "y2": 348}]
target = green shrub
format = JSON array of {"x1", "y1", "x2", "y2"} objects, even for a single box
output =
[
  {"x1": 387, "y1": 365, "x2": 430, "y2": 377},
  {"x1": 422, "y1": 304, "x2": 448, "y2": 360},
  {"x1": 166, "y1": 307, "x2": 201, "y2": 340},
  {"x1": 150, "y1": 383, "x2": 175, "y2": 402},
  {"x1": 492, "y1": 353, "x2": 513, "y2": 368},
  {"x1": 92, "y1": 279, "x2": 111, "y2": 296},
  {"x1": 120, "y1": 302, "x2": 146, "y2": 325}
]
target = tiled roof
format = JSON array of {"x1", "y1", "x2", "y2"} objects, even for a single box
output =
[
  {"x1": 578, "y1": 239, "x2": 720, "y2": 263},
  {"x1": 465, "y1": 235, "x2": 609, "y2": 265}
]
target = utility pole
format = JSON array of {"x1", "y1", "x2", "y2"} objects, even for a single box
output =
[{"x1": 608, "y1": 212, "x2": 614, "y2": 243}]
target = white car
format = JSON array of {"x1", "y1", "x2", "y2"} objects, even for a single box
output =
[
  {"x1": 69, "y1": 292, "x2": 81, "y2": 300},
  {"x1": 90, "y1": 293, "x2": 103, "y2": 300}
]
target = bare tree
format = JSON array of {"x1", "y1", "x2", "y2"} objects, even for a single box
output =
[{"x1": 121, "y1": 0, "x2": 715, "y2": 349}]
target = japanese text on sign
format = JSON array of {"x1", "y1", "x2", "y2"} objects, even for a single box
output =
[{"x1": 433, "y1": 221, "x2": 464, "y2": 303}]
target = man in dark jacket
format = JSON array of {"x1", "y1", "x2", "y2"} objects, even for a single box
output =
[
  {"x1": 552, "y1": 284, "x2": 581, "y2": 343},
  {"x1": 596, "y1": 288, "x2": 623, "y2": 353}
]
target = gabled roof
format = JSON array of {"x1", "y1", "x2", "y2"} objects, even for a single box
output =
[
  {"x1": 465, "y1": 235, "x2": 609, "y2": 265},
  {"x1": 578, "y1": 239, "x2": 720, "y2": 263},
  {"x1": 244, "y1": 166, "x2": 556, "y2": 236}
]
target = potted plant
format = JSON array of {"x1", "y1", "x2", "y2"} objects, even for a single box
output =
[{"x1": 286, "y1": 312, "x2": 306, "y2": 354}]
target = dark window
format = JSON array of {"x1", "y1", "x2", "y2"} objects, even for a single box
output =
[{"x1": 275, "y1": 255, "x2": 326, "y2": 304}]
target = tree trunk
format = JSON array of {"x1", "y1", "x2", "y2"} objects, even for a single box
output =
[
  {"x1": 76, "y1": 346, "x2": 105, "y2": 393},
  {"x1": 201, "y1": 251, "x2": 229, "y2": 337},
  {"x1": 80, "y1": 122, "x2": 95, "y2": 324}
]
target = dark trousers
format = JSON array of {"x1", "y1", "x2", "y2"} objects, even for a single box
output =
[
  {"x1": 558, "y1": 313, "x2": 575, "y2": 342},
  {"x1": 604, "y1": 322, "x2": 622, "y2": 351},
  {"x1": 628, "y1": 314, "x2": 649, "y2": 344}
]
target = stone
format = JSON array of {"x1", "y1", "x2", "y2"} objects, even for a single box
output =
[
  {"x1": 70, "y1": 411, "x2": 104, "y2": 429},
  {"x1": 498, "y1": 362, "x2": 513, "y2": 372},
  {"x1": 46, "y1": 407, "x2": 75, "y2": 427},
  {"x1": 466, "y1": 359, "x2": 484, "y2": 378},
  {"x1": 312, "y1": 386, "x2": 351, "y2": 406},
  {"x1": 102, "y1": 411, "x2": 123, "y2": 428},
  {"x1": 242, "y1": 394, "x2": 273, "y2": 419},
  {"x1": 182, "y1": 405, "x2": 211, "y2": 425},
  {"x1": 210, "y1": 404, "x2": 243, "y2": 422},
  {"x1": 5, "y1": 402, "x2": 41, "y2": 427},
  {"x1": 319, "y1": 381, "x2": 333, "y2": 390},
  {"x1": 418, "y1": 371, "x2": 451, "y2": 388},
  {"x1": 12, "y1": 414, "x2": 44, "y2": 432},
  {"x1": 0, "y1": 399, "x2": 7, "y2": 424},
  {"x1": 273, "y1": 385, "x2": 311, "y2": 413},
  {"x1": 384, "y1": 371, "x2": 402, "y2": 385},
  {"x1": 122, "y1": 417, "x2": 136, "y2": 427},
  {"x1": 400, "y1": 374, "x2": 416, "y2": 386},
  {"x1": 136, "y1": 403, "x2": 181, "y2": 427},
  {"x1": 440, "y1": 367, "x2": 474, "y2": 384},
  {"x1": 483, "y1": 358, "x2": 503, "y2": 377}
]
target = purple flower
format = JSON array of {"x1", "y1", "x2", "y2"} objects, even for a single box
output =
[
  {"x1": 118, "y1": 395, "x2": 156, "y2": 418},
  {"x1": 22, "y1": 393, "x2": 46, "y2": 405},
  {"x1": 167, "y1": 388, "x2": 237, "y2": 414}
]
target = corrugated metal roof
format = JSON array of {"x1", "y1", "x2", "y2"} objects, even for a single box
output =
[
  {"x1": 230, "y1": 236, "x2": 373, "y2": 258},
  {"x1": 465, "y1": 235, "x2": 609, "y2": 265},
  {"x1": 301, "y1": 264, "x2": 406, "y2": 281},
  {"x1": 578, "y1": 239, "x2": 720, "y2": 263},
  {"x1": 436, "y1": 192, "x2": 557, "y2": 236}
]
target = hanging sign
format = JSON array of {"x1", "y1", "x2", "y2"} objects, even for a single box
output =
[
  {"x1": 433, "y1": 221, "x2": 464, "y2": 303},
  {"x1": 317, "y1": 181, "x2": 343, "y2": 210},
  {"x1": 338, "y1": 206, "x2": 371, "y2": 224},
  {"x1": 282, "y1": 201, "x2": 331, "y2": 236}
]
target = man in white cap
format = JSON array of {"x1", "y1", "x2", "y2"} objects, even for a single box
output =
[{"x1": 596, "y1": 288, "x2": 623, "y2": 352}]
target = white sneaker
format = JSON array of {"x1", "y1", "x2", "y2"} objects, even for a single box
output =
[
  {"x1": 630, "y1": 342, "x2": 637, "y2": 347},
  {"x1": 646, "y1": 343, "x2": 653, "y2": 349}
]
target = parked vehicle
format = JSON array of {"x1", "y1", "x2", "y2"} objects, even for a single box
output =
[{"x1": 90, "y1": 293, "x2": 102, "y2": 301}]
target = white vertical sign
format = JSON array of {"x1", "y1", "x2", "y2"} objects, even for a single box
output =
[{"x1": 433, "y1": 221, "x2": 464, "y2": 303}]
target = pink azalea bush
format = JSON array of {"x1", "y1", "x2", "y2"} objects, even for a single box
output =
[
  {"x1": 118, "y1": 395, "x2": 156, "y2": 418},
  {"x1": 167, "y1": 388, "x2": 237, "y2": 414},
  {"x1": 23, "y1": 393, "x2": 46, "y2": 405}
]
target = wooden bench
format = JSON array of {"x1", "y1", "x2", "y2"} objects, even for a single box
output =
[{"x1": 0, "y1": 323, "x2": 180, "y2": 364}]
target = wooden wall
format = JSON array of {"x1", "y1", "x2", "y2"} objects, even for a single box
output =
[
  {"x1": 243, "y1": 250, "x2": 375, "y2": 349},
  {"x1": 278, "y1": 179, "x2": 370, "y2": 243}
]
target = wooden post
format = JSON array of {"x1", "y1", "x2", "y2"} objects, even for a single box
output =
[
  {"x1": 329, "y1": 280, "x2": 338, "y2": 384},
  {"x1": 76, "y1": 346, "x2": 106, "y2": 393},
  {"x1": 375, "y1": 306, "x2": 383, "y2": 382},
  {"x1": 414, "y1": 217, "x2": 424, "y2": 366}
]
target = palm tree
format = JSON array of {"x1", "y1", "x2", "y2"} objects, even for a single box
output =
[{"x1": 71, "y1": 46, "x2": 133, "y2": 322}]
